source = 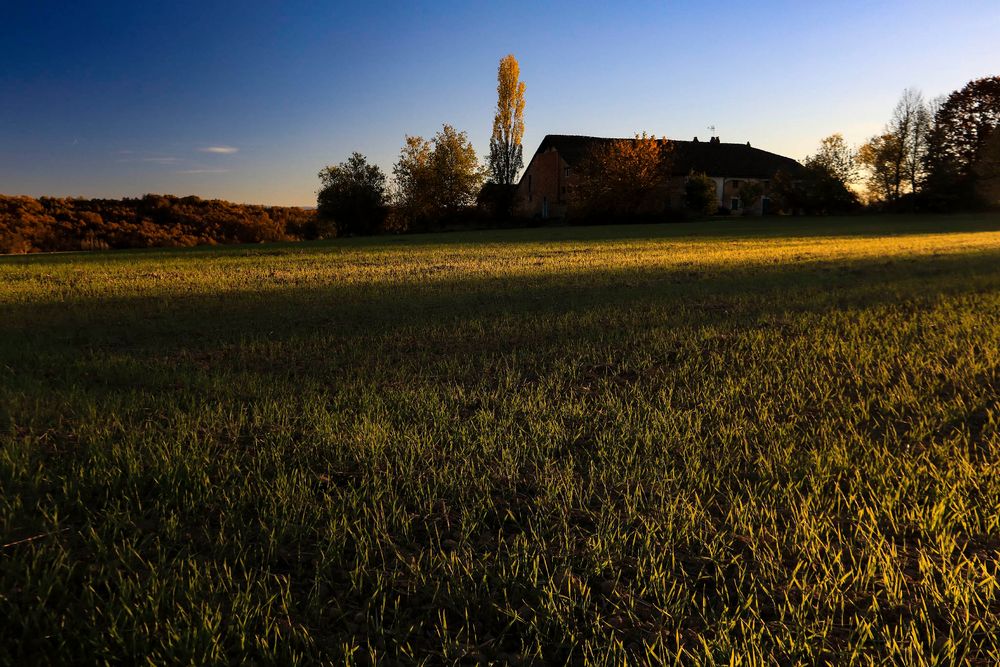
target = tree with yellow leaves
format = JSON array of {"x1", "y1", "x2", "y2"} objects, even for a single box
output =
[
  {"x1": 392, "y1": 125, "x2": 483, "y2": 230},
  {"x1": 857, "y1": 133, "x2": 904, "y2": 204},
  {"x1": 805, "y1": 133, "x2": 858, "y2": 186},
  {"x1": 488, "y1": 55, "x2": 526, "y2": 187},
  {"x1": 572, "y1": 133, "x2": 672, "y2": 220}
]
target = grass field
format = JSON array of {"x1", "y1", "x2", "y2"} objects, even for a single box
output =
[{"x1": 2, "y1": 214, "x2": 1000, "y2": 664}]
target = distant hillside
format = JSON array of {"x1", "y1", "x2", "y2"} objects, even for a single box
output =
[{"x1": 0, "y1": 194, "x2": 318, "y2": 254}]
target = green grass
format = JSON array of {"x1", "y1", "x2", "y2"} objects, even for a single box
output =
[{"x1": 2, "y1": 214, "x2": 1000, "y2": 664}]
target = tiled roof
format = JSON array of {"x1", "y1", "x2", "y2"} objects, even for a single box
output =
[{"x1": 531, "y1": 134, "x2": 806, "y2": 179}]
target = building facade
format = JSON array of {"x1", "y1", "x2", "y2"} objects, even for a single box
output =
[{"x1": 516, "y1": 134, "x2": 806, "y2": 218}]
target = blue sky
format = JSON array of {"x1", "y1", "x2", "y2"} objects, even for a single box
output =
[{"x1": 2, "y1": 1, "x2": 998, "y2": 206}]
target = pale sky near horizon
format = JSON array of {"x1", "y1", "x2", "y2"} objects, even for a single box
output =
[{"x1": 2, "y1": 1, "x2": 998, "y2": 206}]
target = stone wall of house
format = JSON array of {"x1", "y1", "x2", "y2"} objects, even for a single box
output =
[
  {"x1": 516, "y1": 149, "x2": 570, "y2": 218},
  {"x1": 722, "y1": 178, "x2": 774, "y2": 215}
]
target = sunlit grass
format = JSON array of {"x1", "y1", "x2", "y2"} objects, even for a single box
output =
[{"x1": 2, "y1": 214, "x2": 999, "y2": 663}]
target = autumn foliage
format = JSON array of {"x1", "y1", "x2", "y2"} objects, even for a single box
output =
[
  {"x1": 488, "y1": 54, "x2": 526, "y2": 187},
  {"x1": 847, "y1": 77, "x2": 999, "y2": 211},
  {"x1": 0, "y1": 194, "x2": 317, "y2": 254},
  {"x1": 391, "y1": 125, "x2": 484, "y2": 231},
  {"x1": 571, "y1": 134, "x2": 672, "y2": 220}
]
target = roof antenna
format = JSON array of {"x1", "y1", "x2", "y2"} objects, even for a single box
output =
[{"x1": 708, "y1": 125, "x2": 716, "y2": 138}]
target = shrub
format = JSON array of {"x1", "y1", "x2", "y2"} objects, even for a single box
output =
[
  {"x1": 684, "y1": 171, "x2": 718, "y2": 217},
  {"x1": 0, "y1": 194, "x2": 316, "y2": 253}
]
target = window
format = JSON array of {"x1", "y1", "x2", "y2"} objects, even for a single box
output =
[
  {"x1": 528, "y1": 174, "x2": 532, "y2": 194},
  {"x1": 731, "y1": 197, "x2": 741, "y2": 210},
  {"x1": 731, "y1": 179, "x2": 741, "y2": 188},
  {"x1": 564, "y1": 167, "x2": 571, "y2": 178}
]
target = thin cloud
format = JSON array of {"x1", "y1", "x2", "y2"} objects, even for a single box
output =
[
  {"x1": 116, "y1": 155, "x2": 179, "y2": 164},
  {"x1": 199, "y1": 145, "x2": 239, "y2": 154},
  {"x1": 175, "y1": 168, "x2": 230, "y2": 174}
]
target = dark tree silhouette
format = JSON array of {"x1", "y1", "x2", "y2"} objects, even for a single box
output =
[
  {"x1": 772, "y1": 166, "x2": 860, "y2": 215},
  {"x1": 924, "y1": 76, "x2": 1000, "y2": 209},
  {"x1": 974, "y1": 129, "x2": 1000, "y2": 208},
  {"x1": 683, "y1": 171, "x2": 718, "y2": 217},
  {"x1": 317, "y1": 152, "x2": 387, "y2": 236}
]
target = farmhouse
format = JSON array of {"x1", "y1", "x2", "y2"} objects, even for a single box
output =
[{"x1": 516, "y1": 134, "x2": 806, "y2": 218}]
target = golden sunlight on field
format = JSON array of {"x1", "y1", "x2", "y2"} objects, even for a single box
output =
[{"x1": 2, "y1": 216, "x2": 999, "y2": 663}]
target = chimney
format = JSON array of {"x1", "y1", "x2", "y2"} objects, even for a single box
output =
[{"x1": 693, "y1": 136, "x2": 699, "y2": 142}]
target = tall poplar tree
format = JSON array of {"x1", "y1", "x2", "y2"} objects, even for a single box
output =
[{"x1": 488, "y1": 54, "x2": 526, "y2": 186}]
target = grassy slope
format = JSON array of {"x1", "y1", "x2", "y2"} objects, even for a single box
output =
[{"x1": 2, "y1": 215, "x2": 1000, "y2": 664}]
